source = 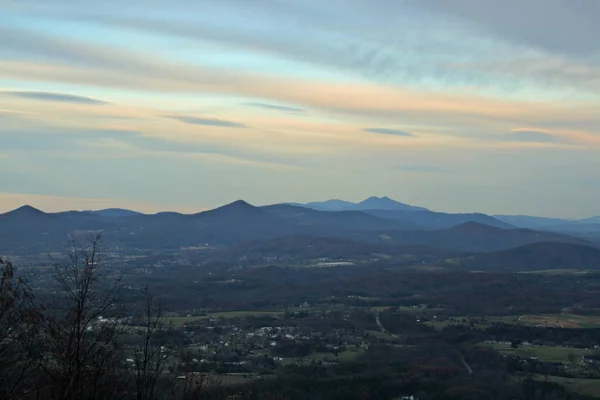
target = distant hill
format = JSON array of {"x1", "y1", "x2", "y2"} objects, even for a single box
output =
[
  {"x1": 366, "y1": 209, "x2": 512, "y2": 230},
  {"x1": 494, "y1": 215, "x2": 570, "y2": 229},
  {"x1": 0, "y1": 206, "x2": 113, "y2": 252},
  {"x1": 493, "y1": 215, "x2": 600, "y2": 239},
  {"x1": 89, "y1": 208, "x2": 142, "y2": 217},
  {"x1": 298, "y1": 196, "x2": 428, "y2": 212},
  {"x1": 0, "y1": 201, "x2": 592, "y2": 254},
  {"x1": 2, "y1": 205, "x2": 48, "y2": 218},
  {"x1": 0, "y1": 201, "x2": 411, "y2": 252},
  {"x1": 462, "y1": 242, "x2": 600, "y2": 271},
  {"x1": 578, "y1": 216, "x2": 600, "y2": 224},
  {"x1": 261, "y1": 204, "x2": 420, "y2": 231},
  {"x1": 349, "y1": 222, "x2": 592, "y2": 252},
  {"x1": 292, "y1": 197, "x2": 514, "y2": 230}
]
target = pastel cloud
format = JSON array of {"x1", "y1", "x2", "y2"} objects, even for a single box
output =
[
  {"x1": 164, "y1": 115, "x2": 247, "y2": 128},
  {"x1": 402, "y1": 0, "x2": 600, "y2": 56},
  {"x1": 241, "y1": 103, "x2": 305, "y2": 113},
  {"x1": 0, "y1": 1, "x2": 599, "y2": 217},
  {"x1": 504, "y1": 129, "x2": 567, "y2": 144},
  {"x1": 363, "y1": 128, "x2": 414, "y2": 137},
  {"x1": 3, "y1": 90, "x2": 108, "y2": 105}
]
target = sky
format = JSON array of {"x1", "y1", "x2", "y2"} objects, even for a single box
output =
[{"x1": 0, "y1": 0, "x2": 599, "y2": 218}]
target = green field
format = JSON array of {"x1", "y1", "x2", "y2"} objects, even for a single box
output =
[
  {"x1": 494, "y1": 314, "x2": 600, "y2": 329},
  {"x1": 426, "y1": 319, "x2": 492, "y2": 330},
  {"x1": 531, "y1": 374, "x2": 600, "y2": 398},
  {"x1": 396, "y1": 306, "x2": 445, "y2": 314},
  {"x1": 519, "y1": 269, "x2": 592, "y2": 275},
  {"x1": 478, "y1": 342, "x2": 593, "y2": 363},
  {"x1": 409, "y1": 265, "x2": 447, "y2": 272},
  {"x1": 279, "y1": 347, "x2": 365, "y2": 366},
  {"x1": 164, "y1": 311, "x2": 282, "y2": 326},
  {"x1": 201, "y1": 373, "x2": 260, "y2": 387},
  {"x1": 365, "y1": 329, "x2": 396, "y2": 340}
]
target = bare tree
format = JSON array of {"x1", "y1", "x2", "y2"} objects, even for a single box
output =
[
  {"x1": 40, "y1": 235, "x2": 124, "y2": 400},
  {"x1": 133, "y1": 285, "x2": 169, "y2": 400},
  {"x1": 171, "y1": 372, "x2": 221, "y2": 400},
  {"x1": 0, "y1": 258, "x2": 43, "y2": 400}
]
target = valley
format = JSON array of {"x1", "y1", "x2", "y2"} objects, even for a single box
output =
[{"x1": 2, "y1": 197, "x2": 600, "y2": 399}]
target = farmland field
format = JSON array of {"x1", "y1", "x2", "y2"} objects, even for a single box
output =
[
  {"x1": 165, "y1": 311, "x2": 282, "y2": 326},
  {"x1": 477, "y1": 342, "x2": 593, "y2": 363},
  {"x1": 496, "y1": 314, "x2": 600, "y2": 329},
  {"x1": 531, "y1": 374, "x2": 600, "y2": 398}
]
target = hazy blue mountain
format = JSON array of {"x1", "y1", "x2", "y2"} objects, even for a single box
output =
[
  {"x1": 578, "y1": 216, "x2": 600, "y2": 224},
  {"x1": 357, "y1": 196, "x2": 429, "y2": 211},
  {"x1": 89, "y1": 208, "x2": 143, "y2": 217},
  {"x1": 261, "y1": 204, "x2": 421, "y2": 231},
  {"x1": 367, "y1": 209, "x2": 512, "y2": 229},
  {"x1": 301, "y1": 199, "x2": 360, "y2": 211},
  {"x1": 2, "y1": 205, "x2": 48, "y2": 218},
  {"x1": 0, "y1": 201, "x2": 592, "y2": 254},
  {"x1": 494, "y1": 215, "x2": 570, "y2": 228},
  {"x1": 463, "y1": 242, "x2": 600, "y2": 271},
  {"x1": 349, "y1": 222, "x2": 592, "y2": 252},
  {"x1": 491, "y1": 215, "x2": 600, "y2": 239},
  {"x1": 298, "y1": 196, "x2": 428, "y2": 212}
]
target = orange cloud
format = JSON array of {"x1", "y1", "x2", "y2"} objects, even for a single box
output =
[{"x1": 2, "y1": 58, "x2": 599, "y2": 150}]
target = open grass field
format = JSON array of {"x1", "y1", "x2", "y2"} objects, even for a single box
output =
[
  {"x1": 531, "y1": 374, "x2": 600, "y2": 398},
  {"x1": 519, "y1": 269, "x2": 593, "y2": 275},
  {"x1": 397, "y1": 306, "x2": 445, "y2": 314},
  {"x1": 477, "y1": 342, "x2": 594, "y2": 363},
  {"x1": 180, "y1": 245, "x2": 216, "y2": 251},
  {"x1": 279, "y1": 347, "x2": 365, "y2": 366},
  {"x1": 201, "y1": 373, "x2": 260, "y2": 387},
  {"x1": 496, "y1": 314, "x2": 600, "y2": 329},
  {"x1": 365, "y1": 329, "x2": 397, "y2": 340},
  {"x1": 164, "y1": 311, "x2": 282, "y2": 326},
  {"x1": 409, "y1": 265, "x2": 447, "y2": 272},
  {"x1": 426, "y1": 319, "x2": 492, "y2": 330}
]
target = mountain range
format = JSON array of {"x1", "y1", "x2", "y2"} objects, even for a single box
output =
[
  {"x1": 1, "y1": 197, "x2": 598, "y2": 255},
  {"x1": 290, "y1": 196, "x2": 429, "y2": 212}
]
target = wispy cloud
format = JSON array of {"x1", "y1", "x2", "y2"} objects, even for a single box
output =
[
  {"x1": 403, "y1": 0, "x2": 600, "y2": 57},
  {"x1": 3, "y1": 90, "x2": 108, "y2": 104},
  {"x1": 363, "y1": 128, "x2": 414, "y2": 137},
  {"x1": 503, "y1": 129, "x2": 568, "y2": 144},
  {"x1": 164, "y1": 115, "x2": 247, "y2": 128},
  {"x1": 242, "y1": 102, "x2": 305, "y2": 113},
  {"x1": 2, "y1": 1, "x2": 600, "y2": 217}
]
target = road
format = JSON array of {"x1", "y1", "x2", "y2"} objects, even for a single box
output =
[
  {"x1": 375, "y1": 311, "x2": 399, "y2": 338},
  {"x1": 460, "y1": 354, "x2": 473, "y2": 375},
  {"x1": 376, "y1": 311, "x2": 473, "y2": 374}
]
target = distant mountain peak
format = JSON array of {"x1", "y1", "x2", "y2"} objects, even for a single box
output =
[
  {"x1": 447, "y1": 221, "x2": 503, "y2": 232},
  {"x1": 3, "y1": 205, "x2": 47, "y2": 217},
  {"x1": 365, "y1": 196, "x2": 391, "y2": 201},
  {"x1": 90, "y1": 208, "x2": 142, "y2": 217},
  {"x1": 200, "y1": 200, "x2": 261, "y2": 216},
  {"x1": 298, "y1": 196, "x2": 428, "y2": 212},
  {"x1": 225, "y1": 200, "x2": 255, "y2": 208},
  {"x1": 358, "y1": 196, "x2": 428, "y2": 212}
]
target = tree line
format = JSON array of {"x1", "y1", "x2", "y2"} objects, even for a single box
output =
[{"x1": 0, "y1": 236, "x2": 280, "y2": 400}]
